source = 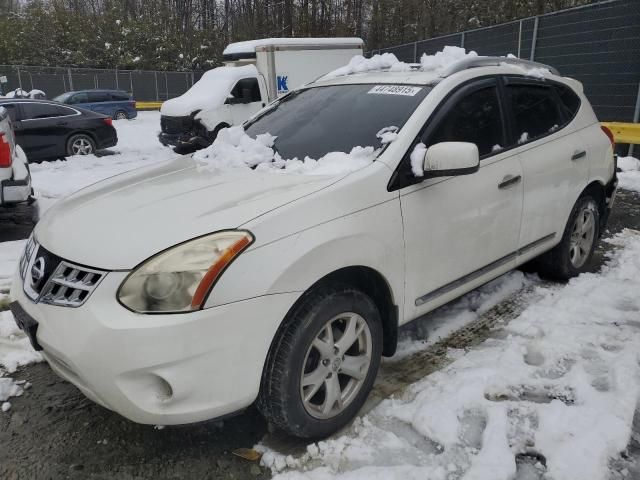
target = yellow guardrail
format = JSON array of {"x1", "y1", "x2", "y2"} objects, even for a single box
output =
[
  {"x1": 601, "y1": 122, "x2": 640, "y2": 145},
  {"x1": 136, "y1": 101, "x2": 163, "y2": 111}
]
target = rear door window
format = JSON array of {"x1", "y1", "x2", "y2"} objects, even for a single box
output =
[
  {"x1": 506, "y1": 84, "x2": 565, "y2": 144},
  {"x1": 70, "y1": 93, "x2": 89, "y2": 104},
  {"x1": 426, "y1": 85, "x2": 505, "y2": 157},
  {"x1": 554, "y1": 84, "x2": 581, "y2": 120},
  {"x1": 21, "y1": 103, "x2": 66, "y2": 119},
  {"x1": 110, "y1": 92, "x2": 130, "y2": 101},
  {"x1": 88, "y1": 92, "x2": 111, "y2": 102}
]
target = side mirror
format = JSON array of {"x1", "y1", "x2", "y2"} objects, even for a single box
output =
[{"x1": 423, "y1": 142, "x2": 480, "y2": 177}]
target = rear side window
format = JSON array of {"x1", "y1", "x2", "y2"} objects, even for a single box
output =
[
  {"x1": 21, "y1": 103, "x2": 66, "y2": 119},
  {"x1": 426, "y1": 86, "x2": 504, "y2": 157},
  {"x1": 555, "y1": 84, "x2": 581, "y2": 119},
  {"x1": 70, "y1": 93, "x2": 89, "y2": 104},
  {"x1": 507, "y1": 85, "x2": 564, "y2": 144},
  {"x1": 230, "y1": 78, "x2": 262, "y2": 103},
  {"x1": 88, "y1": 92, "x2": 111, "y2": 102},
  {"x1": 110, "y1": 92, "x2": 130, "y2": 101}
]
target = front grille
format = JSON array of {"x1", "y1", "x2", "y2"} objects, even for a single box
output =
[
  {"x1": 160, "y1": 115, "x2": 192, "y2": 134},
  {"x1": 21, "y1": 239, "x2": 106, "y2": 308}
]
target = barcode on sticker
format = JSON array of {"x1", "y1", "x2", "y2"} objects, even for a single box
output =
[{"x1": 368, "y1": 85, "x2": 422, "y2": 96}]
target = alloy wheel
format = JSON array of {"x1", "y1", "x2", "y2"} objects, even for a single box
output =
[
  {"x1": 71, "y1": 137, "x2": 93, "y2": 155},
  {"x1": 300, "y1": 312, "x2": 372, "y2": 419},
  {"x1": 569, "y1": 205, "x2": 596, "y2": 268},
  {"x1": 115, "y1": 111, "x2": 127, "y2": 120}
]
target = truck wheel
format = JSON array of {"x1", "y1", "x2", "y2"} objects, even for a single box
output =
[
  {"x1": 258, "y1": 284, "x2": 382, "y2": 439},
  {"x1": 536, "y1": 194, "x2": 600, "y2": 280},
  {"x1": 67, "y1": 134, "x2": 96, "y2": 156}
]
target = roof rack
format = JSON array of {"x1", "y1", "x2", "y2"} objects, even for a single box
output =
[{"x1": 440, "y1": 56, "x2": 560, "y2": 77}]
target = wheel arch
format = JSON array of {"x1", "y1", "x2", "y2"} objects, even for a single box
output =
[{"x1": 580, "y1": 180, "x2": 607, "y2": 234}]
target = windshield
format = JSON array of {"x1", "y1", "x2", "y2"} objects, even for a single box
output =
[
  {"x1": 52, "y1": 92, "x2": 72, "y2": 103},
  {"x1": 245, "y1": 84, "x2": 431, "y2": 159}
]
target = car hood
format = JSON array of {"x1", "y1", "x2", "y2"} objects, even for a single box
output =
[{"x1": 35, "y1": 157, "x2": 338, "y2": 270}]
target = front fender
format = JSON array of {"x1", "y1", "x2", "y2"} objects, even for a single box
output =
[
  {"x1": 195, "y1": 105, "x2": 233, "y2": 131},
  {"x1": 205, "y1": 200, "x2": 405, "y2": 323}
]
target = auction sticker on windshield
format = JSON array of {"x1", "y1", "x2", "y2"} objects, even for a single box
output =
[{"x1": 368, "y1": 85, "x2": 423, "y2": 96}]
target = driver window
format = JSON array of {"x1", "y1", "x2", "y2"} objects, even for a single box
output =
[
  {"x1": 427, "y1": 86, "x2": 504, "y2": 157},
  {"x1": 229, "y1": 78, "x2": 261, "y2": 103}
]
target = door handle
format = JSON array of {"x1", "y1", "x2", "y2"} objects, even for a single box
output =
[
  {"x1": 571, "y1": 150, "x2": 586, "y2": 161},
  {"x1": 498, "y1": 174, "x2": 522, "y2": 189},
  {"x1": 56, "y1": 121, "x2": 68, "y2": 126}
]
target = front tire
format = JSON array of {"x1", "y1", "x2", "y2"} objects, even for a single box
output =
[
  {"x1": 66, "y1": 134, "x2": 96, "y2": 156},
  {"x1": 258, "y1": 284, "x2": 382, "y2": 439},
  {"x1": 537, "y1": 194, "x2": 600, "y2": 280}
]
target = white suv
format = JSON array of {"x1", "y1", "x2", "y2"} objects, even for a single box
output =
[{"x1": 11, "y1": 54, "x2": 617, "y2": 439}]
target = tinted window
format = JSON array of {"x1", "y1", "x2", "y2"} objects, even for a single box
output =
[
  {"x1": 70, "y1": 93, "x2": 89, "y2": 104},
  {"x1": 21, "y1": 103, "x2": 67, "y2": 119},
  {"x1": 88, "y1": 91, "x2": 111, "y2": 102},
  {"x1": 245, "y1": 84, "x2": 430, "y2": 159},
  {"x1": 555, "y1": 84, "x2": 580, "y2": 119},
  {"x1": 1, "y1": 103, "x2": 18, "y2": 121},
  {"x1": 111, "y1": 92, "x2": 130, "y2": 101},
  {"x1": 230, "y1": 78, "x2": 262, "y2": 103},
  {"x1": 427, "y1": 86, "x2": 504, "y2": 157},
  {"x1": 507, "y1": 85, "x2": 564, "y2": 144}
]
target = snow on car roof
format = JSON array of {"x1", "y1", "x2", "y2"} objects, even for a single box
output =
[
  {"x1": 313, "y1": 46, "x2": 557, "y2": 87},
  {"x1": 223, "y1": 37, "x2": 364, "y2": 55}
]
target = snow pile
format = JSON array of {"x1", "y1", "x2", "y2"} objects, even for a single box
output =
[
  {"x1": 324, "y1": 53, "x2": 412, "y2": 78},
  {"x1": 376, "y1": 126, "x2": 399, "y2": 145},
  {"x1": 29, "y1": 111, "x2": 171, "y2": 213},
  {"x1": 419, "y1": 45, "x2": 477, "y2": 71},
  {"x1": 410, "y1": 143, "x2": 427, "y2": 177},
  {"x1": 0, "y1": 240, "x2": 25, "y2": 297},
  {"x1": 323, "y1": 46, "x2": 479, "y2": 80},
  {"x1": 194, "y1": 126, "x2": 377, "y2": 176},
  {"x1": 618, "y1": 156, "x2": 640, "y2": 193},
  {"x1": 264, "y1": 230, "x2": 640, "y2": 480},
  {"x1": 160, "y1": 64, "x2": 258, "y2": 119},
  {"x1": 2, "y1": 88, "x2": 46, "y2": 99}
]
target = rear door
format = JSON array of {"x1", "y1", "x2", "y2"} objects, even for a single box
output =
[
  {"x1": 18, "y1": 103, "x2": 76, "y2": 159},
  {"x1": 87, "y1": 91, "x2": 112, "y2": 115},
  {"x1": 398, "y1": 78, "x2": 524, "y2": 319},
  {"x1": 502, "y1": 78, "x2": 589, "y2": 262}
]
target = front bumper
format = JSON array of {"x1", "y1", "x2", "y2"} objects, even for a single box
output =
[
  {"x1": 158, "y1": 132, "x2": 210, "y2": 150},
  {"x1": 11, "y1": 270, "x2": 298, "y2": 425}
]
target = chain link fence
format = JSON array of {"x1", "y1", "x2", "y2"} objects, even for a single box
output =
[
  {"x1": 0, "y1": 65, "x2": 205, "y2": 101},
  {"x1": 370, "y1": 0, "x2": 640, "y2": 125}
]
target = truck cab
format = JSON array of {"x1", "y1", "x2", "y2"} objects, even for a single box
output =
[{"x1": 158, "y1": 37, "x2": 363, "y2": 152}]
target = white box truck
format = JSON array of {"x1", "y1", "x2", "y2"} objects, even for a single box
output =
[{"x1": 158, "y1": 37, "x2": 363, "y2": 151}]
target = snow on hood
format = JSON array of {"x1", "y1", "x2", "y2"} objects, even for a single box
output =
[
  {"x1": 193, "y1": 126, "x2": 378, "y2": 176},
  {"x1": 160, "y1": 64, "x2": 258, "y2": 117},
  {"x1": 35, "y1": 156, "x2": 340, "y2": 270}
]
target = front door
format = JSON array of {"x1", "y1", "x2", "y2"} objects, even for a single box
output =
[{"x1": 399, "y1": 79, "x2": 524, "y2": 320}]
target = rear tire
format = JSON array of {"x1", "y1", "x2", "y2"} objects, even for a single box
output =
[
  {"x1": 257, "y1": 284, "x2": 383, "y2": 439},
  {"x1": 114, "y1": 110, "x2": 128, "y2": 120},
  {"x1": 535, "y1": 194, "x2": 600, "y2": 280},
  {"x1": 66, "y1": 134, "x2": 96, "y2": 156}
]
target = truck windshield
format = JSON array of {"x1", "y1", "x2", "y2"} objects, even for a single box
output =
[{"x1": 245, "y1": 84, "x2": 431, "y2": 160}]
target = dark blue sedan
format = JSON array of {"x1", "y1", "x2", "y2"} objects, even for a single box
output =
[{"x1": 52, "y1": 89, "x2": 137, "y2": 120}]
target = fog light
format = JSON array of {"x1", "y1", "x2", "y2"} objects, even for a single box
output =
[{"x1": 152, "y1": 374, "x2": 173, "y2": 402}]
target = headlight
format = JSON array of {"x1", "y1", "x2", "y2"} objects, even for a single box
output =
[{"x1": 117, "y1": 230, "x2": 253, "y2": 313}]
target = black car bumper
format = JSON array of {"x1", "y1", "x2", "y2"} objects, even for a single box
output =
[{"x1": 158, "y1": 132, "x2": 211, "y2": 150}]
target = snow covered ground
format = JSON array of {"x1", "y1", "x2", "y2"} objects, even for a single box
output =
[
  {"x1": 618, "y1": 156, "x2": 640, "y2": 193},
  {"x1": 29, "y1": 111, "x2": 174, "y2": 213},
  {"x1": 259, "y1": 230, "x2": 640, "y2": 480}
]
